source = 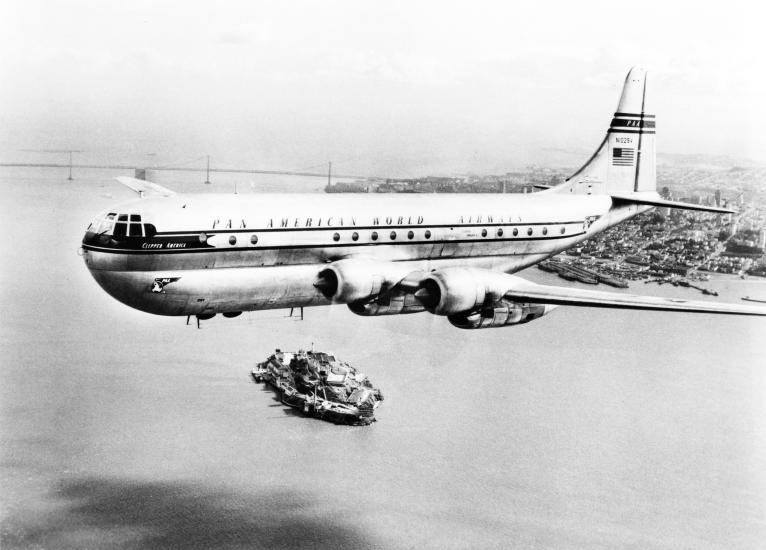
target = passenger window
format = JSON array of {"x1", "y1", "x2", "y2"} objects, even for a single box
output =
[
  {"x1": 371, "y1": 231, "x2": 378, "y2": 241},
  {"x1": 332, "y1": 232, "x2": 340, "y2": 242},
  {"x1": 542, "y1": 227, "x2": 548, "y2": 236},
  {"x1": 352, "y1": 232, "x2": 359, "y2": 241},
  {"x1": 527, "y1": 227, "x2": 533, "y2": 236},
  {"x1": 512, "y1": 228, "x2": 518, "y2": 236},
  {"x1": 407, "y1": 230, "x2": 414, "y2": 240},
  {"x1": 424, "y1": 230, "x2": 431, "y2": 239},
  {"x1": 481, "y1": 228, "x2": 487, "y2": 237},
  {"x1": 390, "y1": 231, "x2": 397, "y2": 240},
  {"x1": 497, "y1": 228, "x2": 503, "y2": 237},
  {"x1": 560, "y1": 226, "x2": 565, "y2": 234}
]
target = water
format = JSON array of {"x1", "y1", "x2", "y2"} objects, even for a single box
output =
[{"x1": 1, "y1": 167, "x2": 765, "y2": 549}]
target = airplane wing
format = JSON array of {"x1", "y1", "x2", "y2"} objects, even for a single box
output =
[
  {"x1": 503, "y1": 278, "x2": 766, "y2": 316},
  {"x1": 115, "y1": 176, "x2": 176, "y2": 197},
  {"x1": 321, "y1": 260, "x2": 766, "y2": 318}
]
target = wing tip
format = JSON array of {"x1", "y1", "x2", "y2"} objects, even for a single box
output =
[{"x1": 114, "y1": 176, "x2": 176, "y2": 197}]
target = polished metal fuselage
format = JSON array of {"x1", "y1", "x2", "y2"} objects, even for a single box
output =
[{"x1": 81, "y1": 192, "x2": 645, "y2": 316}]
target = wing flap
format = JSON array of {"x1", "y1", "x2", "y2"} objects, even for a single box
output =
[
  {"x1": 115, "y1": 177, "x2": 176, "y2": 197},
  {"x1": 504, "y1": 279, "x2": 766, "y2": 316}
]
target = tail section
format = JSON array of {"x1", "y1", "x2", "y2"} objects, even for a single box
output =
[{"x1": 556, "y1": 67, "x2": 656, "y2": 195}]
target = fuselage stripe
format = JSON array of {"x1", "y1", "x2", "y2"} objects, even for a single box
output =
[
  {"x1": 81, "y1": 230, "x2": 587, "y2": 255},
  {"x1": 613, "y1": 112, "x2": 655, "y2": 118},
  {"x1": 610, "y1": 119, "x2": 655, "y2": 128},
  {"x1": 607, "y1": 129, "x2": 656, "y2": 135}
]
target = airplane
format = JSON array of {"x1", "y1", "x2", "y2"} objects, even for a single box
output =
[{"x1": 81, "y1": 67, "x2": 766, "y2": 328}]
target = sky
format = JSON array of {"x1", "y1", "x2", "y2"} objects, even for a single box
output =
[{"x1": 1, "y1": 0, "x2": 764, "y2": 176}]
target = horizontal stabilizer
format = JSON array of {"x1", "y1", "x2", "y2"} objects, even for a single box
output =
[
  {"x1": 610, "y1": 192, "x2": 734, "y2": 214},
  {"x1": 504, "y1": 278, "x2": 766, "y2": 316},
  {"x1": 115, "y1": 177, "x2": 176, "y2": 198}
]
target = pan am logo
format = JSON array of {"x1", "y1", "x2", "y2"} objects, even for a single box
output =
[{"x1": 150, "y1": 277, "x2": 181, "y2": 293}]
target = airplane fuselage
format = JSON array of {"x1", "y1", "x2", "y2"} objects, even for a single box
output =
[{"x1": 81, "y1": 192, "x2": 646, "y2": 316}]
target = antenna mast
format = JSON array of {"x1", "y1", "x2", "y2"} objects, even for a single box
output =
[
  {"x1": 327, "y1": 161, "x2": 332, "y2": 187},
  {"x1": 204, "y1": 155, "x2": 211, "y2": 184}
]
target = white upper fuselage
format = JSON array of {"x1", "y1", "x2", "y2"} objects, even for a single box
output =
[
  {"x1": 97, "y1": 191, "x2": 611, "y2": 230},
  {"x1": 84, "y1": 192, "x2": 618, "y2": 264}
]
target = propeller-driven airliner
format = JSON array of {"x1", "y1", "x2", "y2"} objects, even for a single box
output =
[{"x1": 81, "y1": 67, "x2": 766, "y2": 328}]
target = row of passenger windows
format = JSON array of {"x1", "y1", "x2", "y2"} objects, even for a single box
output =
[
  {"x1": 228, "y1": 235, "x2": 259, "y2": 245},
  {"x1": 223, "y1": 226, "x2": 567, "y2": 246},
  {"x1": 329, "y1": 226, "x2": 566, "y2": 242},
  {"x1": 333, "y1": 230, "x2": 429, "y2": 242}
]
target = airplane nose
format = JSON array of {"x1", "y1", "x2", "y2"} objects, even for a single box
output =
[
  {"x1": 82, "y1": 230, "x2": 111, "y2": 247},
  {"x1": 84, "y1": 266, "x2": 185, "y2": 316}
]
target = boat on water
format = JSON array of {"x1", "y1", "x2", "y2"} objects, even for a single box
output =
[{"x1": 252, "y1": 348, "x2": 383, "y2": 426}]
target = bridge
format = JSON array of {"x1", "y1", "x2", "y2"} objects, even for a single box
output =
[{"x1": 0, "y1": 161, "x2": 374, "y2": 181}]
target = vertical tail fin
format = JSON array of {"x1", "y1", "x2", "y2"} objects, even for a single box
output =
[{"x1": 555, "y1": 67, "x2": 656, "y2": 195}]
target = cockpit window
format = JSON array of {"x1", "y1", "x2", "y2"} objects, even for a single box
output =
[
  {"x1": 88, "y1": 213, "x2": 115, "y2": 235},
  {"x1": 90, "y1": 212, "x2": 147, "y2": 238}
]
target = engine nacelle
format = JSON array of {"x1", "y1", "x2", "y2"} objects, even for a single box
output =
[
  {"x1": 316, "y1": 258, "x2": 406, "y2": 304},
  {"x1": 415, "y1": 267, "x2": 503, "y2": 315},
  {"x1": 448, "y1": 300, "x2": 557, "y2": 329},
  {"x1": 348, "y1": 289, "x2": 426, "y2": 316},
  {"x1": 414, "y1": 267, "x2": 558, "y2": 325}
]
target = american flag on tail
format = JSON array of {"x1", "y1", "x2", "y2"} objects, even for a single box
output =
[{"x1": 612, "y1": 147, "x2": 635, "y2": 166}]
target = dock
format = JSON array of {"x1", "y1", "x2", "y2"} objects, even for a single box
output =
[{"x1": 538, "y1": 259, "x2": 629, "y2": 288}]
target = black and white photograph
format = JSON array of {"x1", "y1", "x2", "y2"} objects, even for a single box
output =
[{"x1": 1, "y1": 1, "x2": 765, "y2": 548}]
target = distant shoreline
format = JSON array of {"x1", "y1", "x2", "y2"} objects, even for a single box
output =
[{"x1": 706, "y1": 273, "x2": 766, "y2": 284}]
